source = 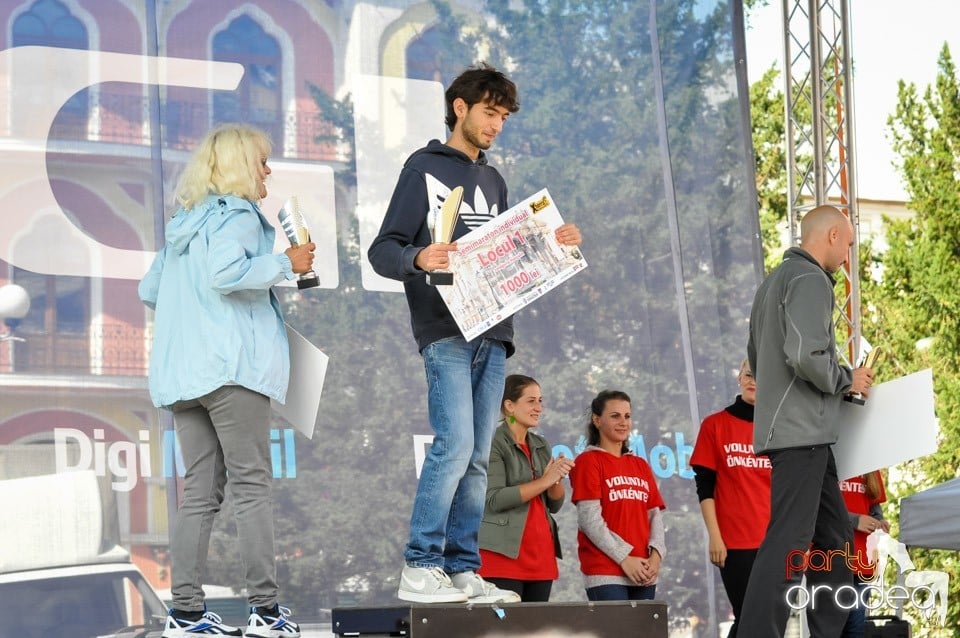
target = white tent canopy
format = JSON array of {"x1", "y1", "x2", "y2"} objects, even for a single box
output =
[{"x1": 899, "y1": 477, "x2": 960, "y2": 551}]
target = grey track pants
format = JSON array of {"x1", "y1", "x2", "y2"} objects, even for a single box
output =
[{"x1": 169, "y1": 385, "x2": 278, "y2": 611}]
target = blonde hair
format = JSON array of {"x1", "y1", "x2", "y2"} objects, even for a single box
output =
[{"x1": 175, "y1": 124, "x2": 272, "y2": 210}]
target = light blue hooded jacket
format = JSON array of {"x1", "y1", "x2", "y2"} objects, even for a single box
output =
[{"x1": 139, "y1": 194, "x2": 295, "y2": 408}]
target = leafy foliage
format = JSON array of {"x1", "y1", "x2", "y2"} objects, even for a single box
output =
[
  {"x1": 862, "y1": 43, "x2": 960, "y2": 636},
  {"x1": 749, "y1": 65, "x2": 789, "y2": 272}
]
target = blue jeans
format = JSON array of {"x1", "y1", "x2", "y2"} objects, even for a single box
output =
[
  {"x1": 586, "y1": 584, "x2": 656, "y2": 601},
  {"x1": 840, "y1": 579, "x2": 868, "y2": 638},
  {"x1": 405, "y1": 337, "x2": 506, "y2": 574}
]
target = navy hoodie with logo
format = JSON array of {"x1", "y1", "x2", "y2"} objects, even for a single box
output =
[{"x1": 368, "y1": 139, "x2": 515, "y2": 356}]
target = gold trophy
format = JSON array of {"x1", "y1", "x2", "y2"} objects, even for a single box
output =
[
  {"x1": 425, "y1": 186, "x2": 463, "y2": 286},
  {"x1": 278, "y1": 195, "x2": 320, "y2": 289},
  {"x1": 845, "y1": 346, "x2": 883, "y2": 406}
]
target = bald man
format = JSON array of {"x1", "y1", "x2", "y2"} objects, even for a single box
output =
[{"x1": 739, "y1": 205, "x2": 874, "y2": 637}]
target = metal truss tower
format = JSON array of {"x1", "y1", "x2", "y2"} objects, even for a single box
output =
[{"x1": 781, "y1": 0, "x2": 861, "y2": 365}]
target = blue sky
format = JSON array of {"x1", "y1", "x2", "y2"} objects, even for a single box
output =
[{"x1": 744, "y1": 0, "x2": 960, "y2": 201}]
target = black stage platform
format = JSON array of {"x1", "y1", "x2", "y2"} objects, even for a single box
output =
[{"x1": 332, "y1": 601, "x2": 668, "y2": 637}]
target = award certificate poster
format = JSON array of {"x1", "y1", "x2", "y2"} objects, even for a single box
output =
[{"x1": 437, "y1": 189, "x2": 587, "y2": 341}]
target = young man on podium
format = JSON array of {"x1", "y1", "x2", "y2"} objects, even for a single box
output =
[{"x1": 368, "y1": 63, "x2": 580, "y2": 605}]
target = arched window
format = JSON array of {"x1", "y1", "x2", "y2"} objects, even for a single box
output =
[
  {"x1": 212, "y1": 15, "x2": 282, "y2": 147},
  {"x1": 406, "y1": 27, "x2": 448, "y2": 84},
  {"x1": 8, "y1": 202, "x2": 92, "y2": 374},
  {"x1": 13, "y1": 0, "x2": 89, "y2": 134},
  {"x1": 406, "y1": 23, "x2": 474, "y2": 89},
  {"x1": 11, "y1": 266, "x2": 91, "y2": 373}
]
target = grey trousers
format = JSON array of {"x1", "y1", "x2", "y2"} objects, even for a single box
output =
[
  {"x1": 169, "y1": 385, "x2": 278, "y2": 611},
  {"x1": 739, "y1": 446, "x2": 854, "y2": 638}
]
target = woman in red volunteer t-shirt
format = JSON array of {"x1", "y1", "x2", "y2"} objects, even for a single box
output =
[
  {"x1": 840, "y1": 470, "x2": 889, "y2": 638},
  {"x1": 690, "y1": 359, "x2": 770, "y2": 638},
  {"x1": 569, "y1": 389, "x2": 666, "y2": 601}
]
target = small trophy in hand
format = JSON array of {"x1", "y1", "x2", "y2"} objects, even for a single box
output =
[
  {"x1": 845, "y1": 346, "x2": 883, "y2": 406},
  {"x1": 278, "y1": 195, "x2": 320, "y2": 289},
  {"x1": 425, "y1": 186, "x2": 463, "y2": 286}
]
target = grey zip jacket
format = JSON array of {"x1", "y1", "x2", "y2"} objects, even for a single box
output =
[{"x1": 747, "y1": 247, "x2": 854, "y2": 453}]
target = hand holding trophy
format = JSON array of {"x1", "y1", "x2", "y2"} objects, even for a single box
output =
[
  {"x1": 424, "y1": 186, "x2": 463, "y2": 286},
  {"x1": 278, "y1": 195, "x2": 320, "y2": 289},
  {"x1": 845, "y1": 346, "x2": 882, "y2": 406}
]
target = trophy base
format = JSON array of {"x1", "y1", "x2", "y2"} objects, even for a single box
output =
[
  {"x1": 426, "y1": 271, "x2": 454, "y2": 286},
  {"x1": 297, "y1": 274, "x2": 320, "y2": 289},
  {"x1": 843, "y1": 394, "x2": 866, "y2": 406}
]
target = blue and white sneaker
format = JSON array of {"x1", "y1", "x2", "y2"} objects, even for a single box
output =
[
  {"x1": 245, "y1": 605, "x2": 301, "y2": 638},
  {"x1": 161, "y1": 609, "x2": 242, "y2": 637}
]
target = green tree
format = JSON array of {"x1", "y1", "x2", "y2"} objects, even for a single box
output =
[
  {"x1": 749, "y1": 65, "x2": 789, "y2": 272},
  {"x1": 865, "y1": 43, "x2": 960, "y2": 636}
]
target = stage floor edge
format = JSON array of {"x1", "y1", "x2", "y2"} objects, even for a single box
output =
[{"x1": 331, "y1": 600, "x2": 669, "y2": 637}]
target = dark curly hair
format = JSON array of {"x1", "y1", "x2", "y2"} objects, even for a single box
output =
[{"x1": 444, "y1": 62, "x2": 520, "y2": 131}]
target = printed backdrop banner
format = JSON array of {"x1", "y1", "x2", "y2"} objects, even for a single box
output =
[{"x1": 0, "y1": 1, "x2": 761, "y2": 636}]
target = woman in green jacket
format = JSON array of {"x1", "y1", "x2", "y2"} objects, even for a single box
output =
[{"x1": 478, "y1": 374, "x2": 575, "y2": 601}]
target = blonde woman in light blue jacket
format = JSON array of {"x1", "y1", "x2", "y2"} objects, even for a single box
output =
[{"x1": 139, "y1": 124, "x2": 314, "y2": 638}]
